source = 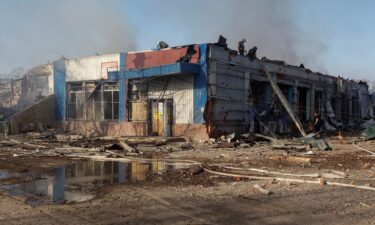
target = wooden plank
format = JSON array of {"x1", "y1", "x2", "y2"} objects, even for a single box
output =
[
  {"x1": 131, "y1": 101, "x2": 148, "y2": 121},
  {"x1": 253, "y1": 184, "x2": 271, "y2": 195},
  {"x1": 262, "y1": 66, "x2": 307, "y2": 137}
]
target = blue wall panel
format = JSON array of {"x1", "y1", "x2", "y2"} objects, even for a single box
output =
[
  {"x1": 124, "y1": 63, "x2": 199, "y2": 79},
  {"x1": 119, "y1": 53, "x2": 126, "y2": 121},
  {"x1": 53, "y1": 64, "x2": 66, "y2": 121},
  {"x1": 119, "y1": 75, "x2": 126, "y2": 121},
  {"x1": 193, "y1": 44, "x2": 208, "y2": 124},
  {"x1": 288, "y1": 86, "x2": 293, "y2": 104}
]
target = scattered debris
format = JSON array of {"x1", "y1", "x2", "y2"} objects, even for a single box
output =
[
  {"x1": 267, "y1": 155, "x2": 312, "y2": 165},
  {"x1": 360, "y1": 202, "x2": 372, "y2": 208},
  {"x1": 362, "y1": 124, "x2": 375, "y2": 140},
  {"x1": 208, "y1": 138, "x2": 216, "y2": 144},
  {"x1": 55, "y1": 134, "x2": 83, "y2": 141},
  {"x1": 165, "y1": 137, "x2": 188, "y2": 143},
  {"x1": 294, "y1": 135, "x2": 331, "y2": 151},
  {"x1": 215, "y1": 142, "x2": 239, "y2": 148},
  {"x1": 253, "y1": 184, "x2": 271, "y2": 195},
  {"x1": 225, "y1": 133, "x2": 236, "y2": 142},
  {"x1": 180, "y1": 143, "x2": 194, "y2": 150},
  {"x1": 202, "y1": 164, "x2": 375, "y2": 191},
  {"x1": 352, "y1": 143, "x2": 375, "y2": 156},
  {"x1": 119, "y1": 141, "x2": 137, "y2": 153},
  {"x1": 361, "y1": 119, "x2": 375, "y2": 129},
  {"x1": 239, "y1": 143, "x2": 251, "y2": 148},
  {"x1": 319, "y1": 173, "x2": 345, "y2": 179},
  {"x1": 7, "y1": 138, "x2": 46, "y2": 150},
  {"x1": 272, "y1": 144, "x2": 307, "y2": 151},
  {"x1": 309, "y1": 140, "x2": 331, "y2": 151},
  {"x1": 255, "y1": 117, "x2": 277, "y2": 137},
  {"x1": 303, "y1": 150, "x2": 315, "y2": 155},
  {"x1": 188, "y1": 165, "x2": 204, "y2": 176},
  {"x1": 253, "y1": 134, "x2": 275, "y2": 142}
]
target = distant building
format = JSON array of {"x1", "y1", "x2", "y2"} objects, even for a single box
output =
[
  {"x1": 14, "y1": 64, "x2": 54, "y2": 111},
  {"x1": 0, "y1": 64, "x2": 54, "y2": 112}
]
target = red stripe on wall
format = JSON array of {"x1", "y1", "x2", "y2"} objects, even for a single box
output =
[{"x1": 126, "y1": 46, "x2": 199, "y2": 70}]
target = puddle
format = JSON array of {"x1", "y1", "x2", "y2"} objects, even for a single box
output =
[
  {"x1": 0, "y1": 159, "x2": 190, "y2": 206},
  {"x1": 0, "y1": 171, "x2": 10, "y2": 179}
]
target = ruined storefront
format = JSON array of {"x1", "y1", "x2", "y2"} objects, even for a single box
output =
[
  {"x1": 53, "y1": 42, "x2": 372, "y2": 140},
  {"x1": 54, "y1": 48, "x2": 207, "y2": 140},
  {"x1": 204, "y1": 44, "x2": 372, "y2": 136}
]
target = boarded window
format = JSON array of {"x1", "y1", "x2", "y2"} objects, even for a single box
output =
[{"x1": 129, "y1": 101, "x2": 148, "y2": 121}]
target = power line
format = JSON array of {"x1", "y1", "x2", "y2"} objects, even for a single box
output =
[{"x1": 3, "y1": 33, "x2": 67, "y2": 58}]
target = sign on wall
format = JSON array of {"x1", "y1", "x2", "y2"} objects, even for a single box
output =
[{"x1": 101, "y1": 61, "x2": 119, "y2": 79}]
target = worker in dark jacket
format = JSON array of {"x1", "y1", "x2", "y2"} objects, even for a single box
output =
[{"x1": 313, "y1": 113, "x2": 323, "y2": 132}]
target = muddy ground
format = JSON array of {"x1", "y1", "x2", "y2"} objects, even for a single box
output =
[{"x1": 0, "y1": 131, "x2": 374, "y2": 225}]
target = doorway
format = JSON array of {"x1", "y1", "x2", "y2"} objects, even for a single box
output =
[
  {"x1": 298, "y1": 87, "x2": 311, "y2": 122},
  {"x1": 149, "y1": 99, "x2": 173, "y2": 136}
]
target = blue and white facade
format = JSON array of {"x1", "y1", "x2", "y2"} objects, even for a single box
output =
[{"x1": 53, "y1": 43, "x2": 372, "y2": 139}]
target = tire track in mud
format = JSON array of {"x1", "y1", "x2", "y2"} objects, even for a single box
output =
[{"x1": 130, "y1": 186, "x2": 213, "y2": 225}]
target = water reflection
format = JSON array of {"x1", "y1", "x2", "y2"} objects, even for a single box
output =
[
  {"x1": 0, "y1": 160, "x2": 188, "y2": 206},
  {"x1": 53, "y1": 167, "x2": 65, "y2": 204}
]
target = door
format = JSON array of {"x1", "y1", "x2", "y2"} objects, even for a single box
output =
[{"x1": 150, "y1": 99, "x2": 173, "y2": 136}]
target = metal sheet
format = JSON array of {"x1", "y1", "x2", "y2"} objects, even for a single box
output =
[
  {"x1": 53, "y1": 61, "x2": 67, "y2": 121},
  {"x1": 194, "y1": 44, "x2": 207, "y2": 124},
  {"x1": 65, "y1": 54, "x2": 121, "y2": 82},
  {"x1": 118, "y1": 53, "x2": 126, "y2": 122},
  {"x1": 126, "y1": 46, "x2": 199, "y2": 70},
  {"x1": 148, "y1": 75, "x2": 194, "y2": 124}
]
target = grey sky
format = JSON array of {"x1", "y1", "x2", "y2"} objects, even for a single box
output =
[{"x1": 1, "y1": 0, "x2": 374, "y2": 81}]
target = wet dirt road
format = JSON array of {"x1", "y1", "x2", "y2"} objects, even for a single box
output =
[
  {"x1": 0, "y1": 134, "x2": 374, "y2": 224},
  {"x1": 0, "y1": 178, "x2": 374, "y2": 225}
]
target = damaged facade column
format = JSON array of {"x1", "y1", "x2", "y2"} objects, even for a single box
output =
[
  {"x1": 311, "y1": 83, "x2": 316, "y2": 116},
  {"x1": 264, "y1": 82, "x2": 271, "y2": 109},
  {"x1": 293, "y1": 80, "x2": 298, "y2": 113},
  {"x1": 306, "y1": 88, "x2": 311, "y2": 121},
  {"x1": 244, "y1": 71, "x2": 251, "y2": 124}
]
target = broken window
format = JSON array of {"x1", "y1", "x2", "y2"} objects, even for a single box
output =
[
  {"x1": 66, "y1": 82, "x2": 119, "y2": 121},
  {"x1": 67, "y1": 83, "x2": 83, "y2": 119},
  {"x1": 103, "y1": 83, "x2": 119, "y2": 120}
]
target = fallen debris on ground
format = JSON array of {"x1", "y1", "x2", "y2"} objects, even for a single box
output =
[{"x1": 253, "y1": 184, "x2": 271, "y2": 195}]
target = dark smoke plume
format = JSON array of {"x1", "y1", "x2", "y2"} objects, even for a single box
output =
[{"x1": 146, "y1": 0, "x2": 327, "y2": 70}]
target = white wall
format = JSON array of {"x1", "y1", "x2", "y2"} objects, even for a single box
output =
[
  {"x1": 147, "y1": 75, "x2": 194, "y2": 124},
  {"x1": 66, "y1": 54, "x2": 121, "y2": 82}
]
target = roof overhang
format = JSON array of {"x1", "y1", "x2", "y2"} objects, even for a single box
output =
[{"x1": 108, "y1": 63, "x2": 200, "y2": 81}]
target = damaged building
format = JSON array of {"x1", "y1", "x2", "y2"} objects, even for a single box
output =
[
  {"x1": 0, "y1": 64, "x2": 54, "y2": 112},
  {"x1": 0, "y1": 64, "x2": 54, "y2": 134},
  {"x1": 50, "y1": 40, "x2": 372, "y2": 140}
]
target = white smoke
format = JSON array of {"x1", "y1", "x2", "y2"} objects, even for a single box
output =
[
  {"x1": 0, "y1": 0, "x2": 330, "y2": 76},
  {"x1": 0, "y1": 0, "x2": 136, "y2": 75}
]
